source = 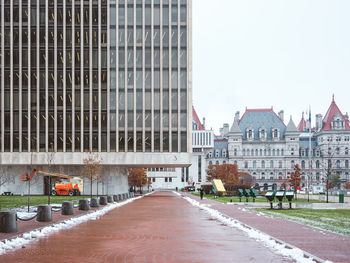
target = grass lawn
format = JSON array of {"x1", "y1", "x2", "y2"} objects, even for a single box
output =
[
  {"x1": 0, "y1": 195, "x2": 93, "y2": 210},
  {"x1": 255, "y1": 208, "x2": 350, "y2": 236},
  {"x1": 191, "y1": 193, "x2": 327, "y2": 203}
]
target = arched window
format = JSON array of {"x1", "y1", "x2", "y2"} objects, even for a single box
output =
[
  {"x1": 208, "y1": 161, "x2": 212, "y2": 165},
  {"x1": 272, "y1": 149, "x2": 275, "y2": 156},
  {"x1": 273, "y1": 129, "x2": 278, "y2": 138},
  {"x1": 243, "y1": 149, "x2": 246, "y2": 156},
  {"x1": 215, "y1": 149, "x2": 220, "y2": 158},
  {"x1": 260, "y1": 149, "x2": 263, "y2": 156},
  {"x1": 281, "y1": 149, "x2": 284, "y2": 156},
  {"x1": 301, "y1": 160, "x2": 305, "y2": 169},
  {"x1": 277, "y1": 149, "x2": 280, "y2": 156},
  {"x1": 291, "y1": 148, "x2": 294, "y2": 156},
  {"x1": 278, "y1": 172, "x2": 283, "y2": 180},
  {"x1": 261, "y1": 173, "x2": 265, "y2": 180},
  {"x1": 264, "y1": 149, "x2": 266, "y2": 156},
  {"x1": 270, "y1": 160, "x2": 274, "y2": 168},
  {"x1": 216, "y1": 161, "x2": 219, "y2": 165},
  {"x1": 279, "y1": 160, "x2": 282, "y2": 168},
  {"x1": 234, "y1": 148, "x2": 237, "y2": 156},
  {"x1": 345, "y1": 160, "x2": 349, "y2": 169},
  {"x1": 222, "y1": 149, "x2": 227, "y2": 158},
  {"x1": 336, "y1": 160, "x2": 340, "y2": 168},
  {"x1": 336, "y1": 147, "x2": 340, "y2": 155},
  {"x1": 270, "y1": 172, "x2": 274, "y2": 180},
  {"x1": 316, "y1": 160, "x2": 320, "y2": 168},
  {"x1": 261, "y1": 160, "x2": 265, "y2": 168},
  {"x1": 234, "y1": 160, "x2": 238, "y2": 165},
  {"x1": 268, "y1": 149, "x2": 271, "y2": 156},
  {"x1": 253, "y1": 160, "x2": 257, "y2": 168},
  {"x1": 255, "y1": 149, "x2": 258, "y2": 156},
  {"x1": 251, "y1": 149, "x2": 254, "y2": 156},
  {"x1": 316, "y1": 173, "x2": 320, "y2": 180},
  {"x1": 208, "y1": 152, "x2": 212, "y2": 158},
  {"x1": 223, "y1": 161, "x2": 226, "y2": 164},
  {"x1": 345, "y1": 147, "x2": 349, "y2": 155},
  {"x1": 291, "y1": 160, "x2": 295, "y2": 168},
  {"x1": 244, "y1": 161, "x2": 248, "y2": 168}
]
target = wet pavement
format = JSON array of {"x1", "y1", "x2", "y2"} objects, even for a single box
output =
[
  {"x1": 0, "y1": 191, "x2": 291, "y2": 263},
  {"x1": 184, "y1": 193, "x2": 350, "y2": 263}
]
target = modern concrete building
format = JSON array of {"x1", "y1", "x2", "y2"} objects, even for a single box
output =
[{"x1": 0, "y1": 0, "x2": 192, "y2": 194}]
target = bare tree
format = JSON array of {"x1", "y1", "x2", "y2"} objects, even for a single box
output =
[{"x1": 81, "y1": 151, "x2": 102, "y2": 199}]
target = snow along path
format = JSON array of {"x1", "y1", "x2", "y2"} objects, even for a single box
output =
[
  {"x1": 0, "y1": 193, "x2": 153, "y2": 255},
  {"x1": 174, "y1": 192, "x2": 330, "y2": 263}
]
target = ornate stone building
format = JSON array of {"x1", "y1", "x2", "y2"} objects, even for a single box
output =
[{"x1": 206, "y1": 96, "x2": 350, "y2": 190}]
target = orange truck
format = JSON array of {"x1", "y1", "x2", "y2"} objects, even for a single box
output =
[
  {"x1": 52, "y1": 183, "x2": 81, "y2": 196},
  {"x1": 21, "y1": 169, "x2": 82, "y2": 196}
]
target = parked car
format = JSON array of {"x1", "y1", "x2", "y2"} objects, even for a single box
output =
[{"x1": 184, "y1": 186, "x2": 195, "y2": 192}]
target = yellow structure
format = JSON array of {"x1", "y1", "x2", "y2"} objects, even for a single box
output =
[{"x1": 212, "y1": 179, "x2": 226, "y2": 195}]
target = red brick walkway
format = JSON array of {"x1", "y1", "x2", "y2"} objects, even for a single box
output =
[
  {"x1": 184, "y1": 193, "x2": 350, "y2": 263},
  {"x1": 0, "y1": 192, "x2": 291, "y2": 263}
]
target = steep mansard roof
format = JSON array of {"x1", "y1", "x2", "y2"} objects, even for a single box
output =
[
  {"x1": 238, "y1": 108, "x2": 286, "y2": 139},
  {"x1": 285, "y1": 117, "x2": 299, "y2": 133},
  {"x1": 192, "y1": 106, "x2": 204, "y2": 130},
  {"x1": 229, "y1": 120, "x2": 242, "y2": 134},
  {"x1": 321, "y1": 96, "x2": 350, "y2": 131},
  {"x1": 297, "y1": 113, "x2": 307, "y2": 131}
]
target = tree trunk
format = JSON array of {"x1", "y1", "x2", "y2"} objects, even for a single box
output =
[{"x1": 90, "y1": 176, "x2": 93, "y2": 199}]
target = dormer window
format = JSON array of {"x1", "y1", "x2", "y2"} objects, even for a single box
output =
[
  {"x1": 272, "y1": 127, "x2": 279, "y2": 140},
  {"x1": 291, "y1": 148, "x2": 295, "y2": 156},
  {"x1": 331, "y1": 114, "x2": 345, "y2": 130},
  {"x1": 215, "y1": 149, "x2": 220, "y2": 158},
  {"x1": 259, "y1": 129, "x2": 266, "y2": 140},
  {"x1": 246, "y1": 128, "x2": 254, "y2": 140}
]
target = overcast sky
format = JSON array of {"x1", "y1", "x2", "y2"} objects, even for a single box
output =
[{"x1": 192, "y1": 0, "x2": 350, "y2": 133}]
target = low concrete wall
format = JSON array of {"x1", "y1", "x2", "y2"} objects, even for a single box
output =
[
  {"x1": 296, "y1": 194, "x2": 350, "y2": 203},
  {"x1": 295, "y1": 203, "x2": 350, "y2": 209}
]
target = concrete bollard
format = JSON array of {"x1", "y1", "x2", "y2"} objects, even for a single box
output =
[
  {"x1": 99, "y1": 196, "x2": 108, "y2": 205},
  {"x1": 107, "y1": 195, "x2": 113, "y2": 203},
  {"x1": 0, "y1": 211, "x2": 18, "y2": 233},
  {"x1": 79, "y1": 199, "x2": 90, "y2": 211},
  {"x1": 113, "y1": 195, "x2": 118, "y2": 202},
  {"x1": 37, "y1": 205, "x2": 52, "y2": 222},
  {"x1": 90, "y1": 198, "x2": 100, "y2": 208},
  {"x1": 61, "y1": 201, "x2": 74, "y2": 215},
  {"x1": 118, "y1": 194, "x2": 122, "y2": 200}
]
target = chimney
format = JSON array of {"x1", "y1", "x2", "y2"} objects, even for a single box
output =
[
  {"x1": 278, "y1": 110, "x2": 284, "y2": 122},
  {"x1": 316, "y1": 114, "x2": 323, "y2": 131},
  {"x1": 202, "y1": 117, "x2": 206, "y2": 129},
  {"x1": 223, "y1": 123, "x2": 230, "y2": 136},
  {"x1": 234, "y1": 111, "x2": 240, "y2": 122}
]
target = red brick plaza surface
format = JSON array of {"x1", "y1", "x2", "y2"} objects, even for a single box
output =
[
  {"x1": 0, "y1": 191, "x2": 292, "y2": 263},
  {"x1": 184, "y1": 193, "x2": 350, "y2": 263}
]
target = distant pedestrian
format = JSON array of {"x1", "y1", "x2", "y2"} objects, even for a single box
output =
[
  {"x1": 176, "y1": 187, "x2": 178, "y2": 192},
  {"x1": 200, "y1": 188, "x2": 204, "y2": 200}
]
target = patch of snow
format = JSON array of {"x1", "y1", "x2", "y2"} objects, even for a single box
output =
[
  {"x1": 180, "y1": 194, "x2": 329, "y2": 263},
  {"x1": 0, "y1": 194, "x2": 150, "y2": 255}
]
